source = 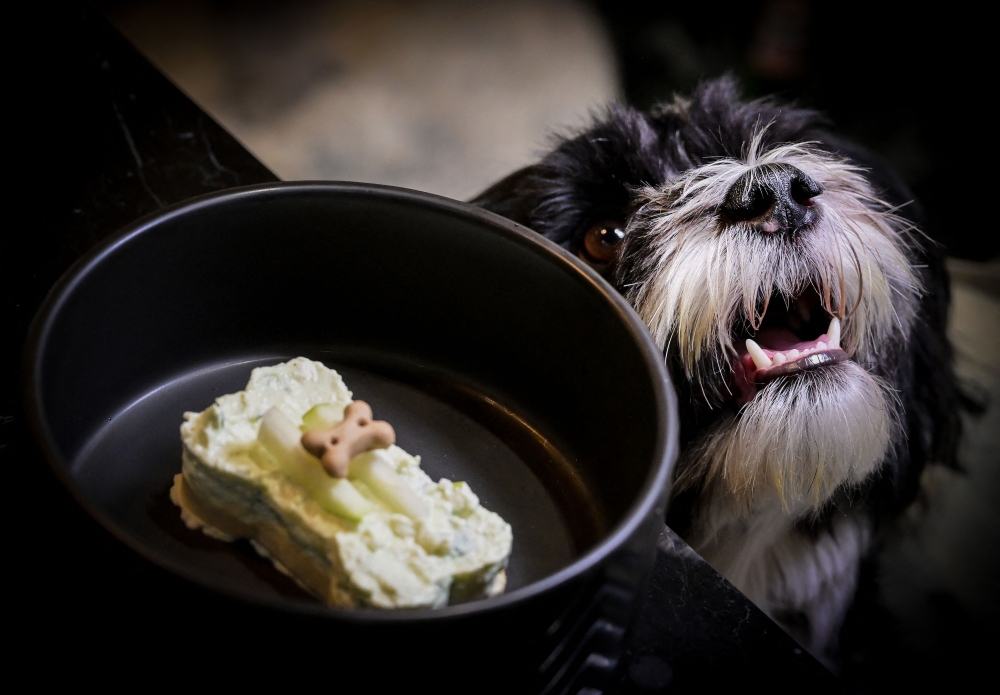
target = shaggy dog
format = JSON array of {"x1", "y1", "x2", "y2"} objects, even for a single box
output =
[{"x1": 472, "y1": 77, "x2": 960, "y2": 664}]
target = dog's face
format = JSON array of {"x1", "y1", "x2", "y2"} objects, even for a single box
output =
[
  {"x1": 474, "y1": 78, "x2": 945, "y2": 521},
  {"x1": 619, "y1": 131, "x2": 920, "y2": 516}
]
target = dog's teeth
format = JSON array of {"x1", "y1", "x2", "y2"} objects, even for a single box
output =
[
  {"x1": 788, "y1": 349, "x2": 800, "y2": 358},
  {"x1": 816, "y1": 341, "x2": 827, "y2": 350},
  {"x1": 773, "y1": 352, "x2": 786, "y2": 365},
  {"x1": 746, "y1": 339, "x2": 772, "y2": 370},
  {"x1": 827, "y1": 317, "x2": 841, "y2": 349}
]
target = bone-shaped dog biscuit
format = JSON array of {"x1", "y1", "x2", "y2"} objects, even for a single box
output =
[{"x1": 300, "y1": 400, "x2": 396, "y2": 478}]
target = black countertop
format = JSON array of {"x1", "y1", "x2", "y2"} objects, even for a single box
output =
[{"x1": 5, "y1": 8, "x2": 831, "y2": 691}]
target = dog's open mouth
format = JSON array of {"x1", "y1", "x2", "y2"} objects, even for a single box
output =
[{"x1": 732, "y1": 287, "x2": 849, "y2": 405}]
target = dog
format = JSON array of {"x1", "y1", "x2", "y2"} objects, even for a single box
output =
[{"x1": 472, "y1": 77, "x2": 961, "y2": 664}]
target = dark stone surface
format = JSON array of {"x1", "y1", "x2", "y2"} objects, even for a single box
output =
[
  {"x1": 5, "y1": 5, "x2": 832, "y2": 689},
  {"x1": 614, "y1": 528, "x2": 833, "y2": 692},
  {"x1": 4, "y1": 3, "x2": 277, "y2": 672},
  {"x1": 4, "y1": 4, "x2": 276, "y2": 432}
]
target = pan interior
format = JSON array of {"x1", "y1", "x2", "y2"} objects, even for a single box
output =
[
  {"x1": 29, "y1": 184, "x2": 669, "y2": 615},
  {"x1": 70, "y1": 354, "x2": 599, "y2": 608}
]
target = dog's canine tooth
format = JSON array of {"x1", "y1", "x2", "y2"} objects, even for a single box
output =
[
  {"x1": 827, "y1": 317, "x2": 841, "y2": 349},
  {"x1": 746, "y1": 339, "x2": 772, "y2": 369}
]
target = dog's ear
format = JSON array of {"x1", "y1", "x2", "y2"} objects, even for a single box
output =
[
  {"x1": 472, "y1": 105, "x2": 668, "y2": 270},
  {"x1": 469, "y1": 164, "x2": 546, "y2": 231},
  {"x1": 471, "y1": 161, "x2": 631, "y2": 277}
]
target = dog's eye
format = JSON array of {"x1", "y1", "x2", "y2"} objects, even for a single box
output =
[{"x1": 580, "y1": 219, "x2": 626, "y2": 266}]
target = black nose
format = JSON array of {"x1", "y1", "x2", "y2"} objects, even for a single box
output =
[{"x1": 721, "y1": 164, "x2": 823, "y2": 233}]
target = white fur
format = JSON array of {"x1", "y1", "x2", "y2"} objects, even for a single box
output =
[
  {"x1": 679, "y1": 363, "x2": 894, "y2": 660},
  {"x1": 676, "y1": 361, "x2": 898, "y2": 513},
  {"x1": 689, "y1": 489, "x2": 872, "y2": 663}
]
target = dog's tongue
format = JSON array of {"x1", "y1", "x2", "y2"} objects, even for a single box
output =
[{"x1": 753, "y1": 326, "x2": 807, "y2": 351}]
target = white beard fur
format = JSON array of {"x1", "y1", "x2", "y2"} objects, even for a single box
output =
[
  {"x1": 689, "y1": 490, "x2": 872, "y2": 667},
  {"x1": 680, "y1": 362, "x2": 894, "y2": 662},
  {"x1": 677, "y1": 361, "x2": 898, "y2": 511}
]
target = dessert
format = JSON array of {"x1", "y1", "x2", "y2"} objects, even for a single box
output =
[{"x1": 170, "y1": 357, "x2": 512, "y2": 609}]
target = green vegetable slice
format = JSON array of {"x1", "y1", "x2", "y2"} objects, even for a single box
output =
[
  {"x1": 349, "y1": 451, "x2": 428, "y2": 521},
  {"x1": 301, "y1": 403, "x2": 341, "y2": 432}
]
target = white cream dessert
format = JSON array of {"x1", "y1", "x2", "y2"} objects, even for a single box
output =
[{"x1": 170, "y1": 357, "x2": 512, "y2": 609}]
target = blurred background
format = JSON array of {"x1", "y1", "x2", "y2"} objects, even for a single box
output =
[
  {"x1": 100, "y1": 0, "x2": 997, "y2": 682},
  {"x1": 105, "y1": 0, "x2": 619, "y2": 202}
]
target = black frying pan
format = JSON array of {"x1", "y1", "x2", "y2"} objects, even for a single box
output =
[{"x1": 24, "y1": 183, "x2": 677, "y2": 689}]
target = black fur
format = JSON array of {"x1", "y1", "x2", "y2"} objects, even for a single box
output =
[{"x1": 472, "y1": 76, "x2": 961, "y2": 628}]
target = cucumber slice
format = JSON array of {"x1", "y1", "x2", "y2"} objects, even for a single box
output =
[
  {"x1": 257, "y1": 407, "x2": 375, "y2": 521},
  {"x1": 257, "y1": 406, "x2": 306, "y2": 461},
  {"x1": 322, "y1": 478, "x2": 379, "y2": 522},
  {"x1": 248, "y1": 441, "x2": 280, "y2": 471},
  {"x1": 350, "y1": 478, "x2": 379, "y2": 503},
  {"x1": 349, "y1": 451, "x2": 428, "y2": 521},
  {"x1": 301, "y1": 403, "x2": 341, "y2": 432}
]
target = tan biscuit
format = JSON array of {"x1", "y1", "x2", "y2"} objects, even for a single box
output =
[{"x1": 301, "y1": 400, "x2": 396, "y2": 478}]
